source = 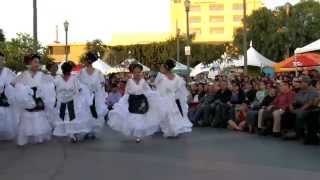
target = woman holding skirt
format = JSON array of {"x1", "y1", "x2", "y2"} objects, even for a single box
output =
[
  {"x1": 0, "y1": 52, "x2": 17, "y2": 141},
  {"x1": 13, "y1": 54, "x2": 53, "y2": 146},
  {"x1": 79, "y1": 52, "x2": 107, "y2": 139},
  {"x1": 53, "y1": 62, "x2": 91, "y2": 143},
  {"x1": 108, "y1": 64, "x2": 161, "y2": 143},
  {"x1": 155, "y1": 59, "x2": 192, "y2": 138}
]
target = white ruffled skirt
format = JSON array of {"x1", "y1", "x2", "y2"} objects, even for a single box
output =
[
  {"x1": 108, "y1": 91, "x2": 161, "y2": 138},
  {"x1": 159, "y1": 96, "x2": 192, "y2": 137},
  {"x1": 14, "y1": 84, "x2": 52, "y2": 146},
  {"x1": 53, "y1": 97, "x2": 91, "y2": 137},
  {"x1": 17, "y1": 111, "x2": 52, "y2": 146}
]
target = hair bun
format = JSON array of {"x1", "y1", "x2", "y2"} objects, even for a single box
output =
[
  {"x1": 164, "y1": 58, "x2": 176, "y2": 70},
  {"x1": 86, "y1": 52, "x2": 98, "y2": 64}
]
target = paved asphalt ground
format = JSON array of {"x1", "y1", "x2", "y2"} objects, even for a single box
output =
[{"x1": 1, "y1": 127, "x2": 320, "y2": 180}]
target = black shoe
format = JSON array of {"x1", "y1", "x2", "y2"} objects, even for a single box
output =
[
  {"x1": 258, "y1": 129, "x2": 269, "y2": 136},
  {"x1": 70, "y1": 137, "x2": 78, "y2": 143},
  {"x1": 282, "y1": 132, "x2": 298, "y2": 140},
  {"x1": 90, "y1": 134, "x2": 96, "y2": 140},
  {"x1": 273, "y1": 132, "x2": 281, "y2": 138},
  {"x1": 304, "y1": 137, "x2": 319, "y2": 145}
]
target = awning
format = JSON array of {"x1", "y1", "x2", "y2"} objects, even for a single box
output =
[{"x1": 274, "y1": 53, "x2": 320, "y2": 72}]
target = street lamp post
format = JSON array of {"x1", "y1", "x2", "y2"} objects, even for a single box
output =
[
  {"x1": 242, "y1": 0, "x2": 248, "y2": 73},
  {"x1": 33, "y1": 0, "x2": 38, "y2": 52},
  {"x1": 176, "y1": 26, "x2": 181, "y2": 62},
  {"x1": 184, "y1": 0, "x2": 191, "y2": 74},
  {"x1": 64, "y1": 21, "x2": 69, "y2": 62}
]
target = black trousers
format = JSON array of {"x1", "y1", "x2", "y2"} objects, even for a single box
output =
[{"x1": 305, "y1": 108, "x2": 320, "y2": 140}]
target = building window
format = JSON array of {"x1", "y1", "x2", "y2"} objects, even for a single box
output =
[
  {"x1": 233, "y1": 15, "x2": 243, "y2": 22},
  {"x1": 190, "y1": 5, "x2": 201, "y2": 12},
  {"x1": 233, "y1": 3, "x2": 243, "y2": 11},
  {"x1": 191, "y1": 28, "x2": 201, "y2": 35},
  {"x1": 210, "y1": 27, "x2": 224, "y2": 34},
  {"x1": 210, "y1": 16, "x2": 224, "y2": 23},
  {"x1": 189, "y1": 16, "x2": 201, "y2": 24},
  {"x1": 209, "y1": 4, "x2": 224, "y2": 11}
]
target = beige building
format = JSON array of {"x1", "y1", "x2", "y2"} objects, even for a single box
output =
[{"x1": 171, "y1": 0, "x2": 263, "y2": 43}]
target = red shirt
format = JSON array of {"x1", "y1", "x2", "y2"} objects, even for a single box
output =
[{"x1": 272, "y1": 91, "x2": 295, "y2": 110}]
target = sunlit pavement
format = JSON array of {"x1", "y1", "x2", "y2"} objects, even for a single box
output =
[{"x1": 1, "y1": 127, "x2": 320, "y2": 180}]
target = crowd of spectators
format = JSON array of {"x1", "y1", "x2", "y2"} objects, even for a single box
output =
[
  {"x1": 187, "y1": 70, "x2": 320, "y2": 145},
  {"x1": 104, "y1": 69, "x2": 320, "y2": 145}
]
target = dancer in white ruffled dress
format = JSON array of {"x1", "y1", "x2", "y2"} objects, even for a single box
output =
[
  {"x1": 53, "y1": 62, "x2": 91, "y2": 142},
  {"x1": 78, "y1": 52, "x2": 107, "y2": 139},
  {"x1": 155, "y1": 59, "x2": 192, "y2": 138},
  {"x1": 13, "y1": 54, "x2": 53, "y2": 146},
  {"x1": 0, "y1": 52, "x2": 17, "y2": 141},
  {"x1": 108, "y1": 64, "x2": 161, "y2": 143}
]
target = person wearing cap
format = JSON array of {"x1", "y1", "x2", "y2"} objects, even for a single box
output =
[
  {"x1": 78, "y1": 52, "x2": 107, "y2": 140},
  {"x1": 0, "y1": 52, "x2": 17, "y2": 141},
  {"x1": 282, "y1": 76, "x2": 319, "y2": 140}
]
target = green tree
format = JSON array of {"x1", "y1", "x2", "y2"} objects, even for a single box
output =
[
  {"x1": 104, "y1": 36, "x2": 226, "y2": 67},
  {"x1": 80, "y1": 39, "x2": 107, "y2": 64},
  {"x1": 0, "y1": 33, "x2": 53, "y2": 72},
  {"x1": 0, "y1": 29, "x2": 5, "y2": 42},
  {"x1": 233, "y1": 1, "x2": 320, "y2": 62}
]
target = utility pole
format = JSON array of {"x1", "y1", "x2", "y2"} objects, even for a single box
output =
[
  {"x1": 176, "y1": 20, "x2": 180, "y2": 62},
  {"x1": 33, "y1": 0, "x2": 38, "y2": 52},
  {"x1": 243, "y1": 0, "x2": 248, "y2": 73}
]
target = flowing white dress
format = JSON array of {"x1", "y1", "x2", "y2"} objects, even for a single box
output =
[
  {"x1": 0, "y1": 67, "x2": 17, "y2": 140},
  {"x1": 155, "y1": 73, "x2": 192, "y2": 137},
  {"x1": 14, "y1": 71, "x2": 53, "y2": 146},
  {"x1": 108, "y1": 78, "x2": 161, "y2": 138},
  {"x1": 78, "y1": 68, "x2": 107, "y2": 134},
  {"x1": 53, "y1": 75, "x2": 91, "y2": 137}
]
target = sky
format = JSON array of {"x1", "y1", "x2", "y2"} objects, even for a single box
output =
[{"x1": 0, "y1": 0, "x2": 300, "y2": 44}]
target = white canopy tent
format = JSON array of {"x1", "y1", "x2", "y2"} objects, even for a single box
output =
[
  {"x1": 92, "y1": 59, "x2": 112, "y2": 74},
  {"x1": 295, "y1": 39, "x2": 320, "y2": 54},
  {"x1": 190, "y1": 62, "x2": 218, "y2": 77},
  {"x1": 120, "y1": 58, "x2": 150, "y2": 72},
  {"x1": 235, "y1": 45, "x2": 275, "y2": 67},
  {"x1": 174, "y1": 61, "x2": 188, "y2": 71}
]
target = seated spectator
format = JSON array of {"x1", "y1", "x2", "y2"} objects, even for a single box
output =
[
  {"x1": 188, "y1": 82, "x2": 200, "y2": 109},
  {"x1": 247, "y1": 86, "x2": 277, "y2": 134},
  {"x1": 244, "y1": 82, "x2": 257, "y2": 105},
  {"x1": 251, "y1": 82, "x2": 268, "y2": 108},
  {"x1": 304, "y1": 80, "x2": 320, "y2": 144},
  {"x1": 106, "y1": 83, "x2": 122, "y2": 110},
  {"x1": 227, "y1": 83, "x2": 246, "y2": 131},
  {"x1": 260, "y1": 81, "x2": 295, "y2": 137},
  {"x1": 210, "y1": 81, "x2": 232, "y2": 128},
  {"x1": 197, "y1": 83, "x2": 206, "y2": 102},
  {"x1": 282, "y1": 76, "x2": 319, "y2": 140},
  {"x1": 189, "y1": 83, "x2": 220, "y2": 126}
]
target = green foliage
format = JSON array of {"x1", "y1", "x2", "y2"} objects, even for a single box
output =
[
  {"x1": 104, "y1": 36, "x2": 226, "y2": 67},
  {"x1": 233, "y1": 1, "x2": 320, "y2": 62},
  {"x1": 0, "y1": 29, "x2": 5, "y2": 42},
  {"x1": 80, "y1": 39, "x2": 107, "y2": 64},
  {"x1": 0, "y1": 33, "x2": 53, "y2": 72}
]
